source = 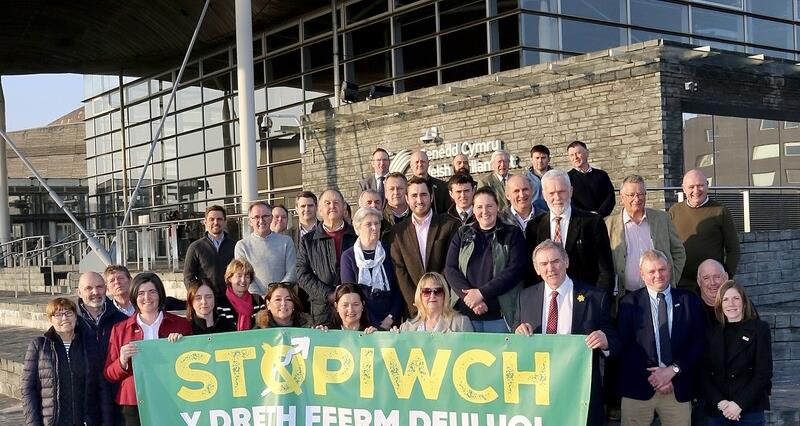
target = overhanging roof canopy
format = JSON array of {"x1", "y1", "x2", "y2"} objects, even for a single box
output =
[{"x1": 0, "y1": 0, "x2": 329, "y2": 75}]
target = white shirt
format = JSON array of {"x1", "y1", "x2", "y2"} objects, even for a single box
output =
[
  {"x1": 510, "y1": 203, "x2": 537, "y2": 231},
  {"x1": 412, "y1": 210, "x2": 433, "y2": 268},
  {"x1": 136, "y1": 311, "x2": 164, "y2": 341},
  {"x1": 542, "y1": 277, "x2": 574, "y2": 335},
  {"x1": 549, "y1": 206, "x2": 572, "y2": 247}
]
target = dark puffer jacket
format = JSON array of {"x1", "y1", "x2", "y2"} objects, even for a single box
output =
[
  {"x1": 296, "y1": 221, "x2": 358, "y2": 324},
  {"x1": 22, "y1": 322, "x2": 107, "y2": 426}
]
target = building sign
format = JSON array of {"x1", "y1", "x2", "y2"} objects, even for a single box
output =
[
  {"x1": 133, "y1": 328, "x2": 592, "y2": 426},
  {"x1": 427, "y1": 140, "x2": 523, "y2": 179}
]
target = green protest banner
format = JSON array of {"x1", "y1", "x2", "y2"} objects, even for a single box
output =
[{"x1": 132, "y1": 328, "x2": 591, "y2": 426}]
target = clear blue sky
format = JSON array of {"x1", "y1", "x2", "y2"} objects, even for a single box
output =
[{"x1": 2, "y1": 74, "x2": 84, "y2": 131}]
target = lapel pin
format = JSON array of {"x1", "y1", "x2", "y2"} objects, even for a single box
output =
[
  {"x1": 577, "y1": 294, "x2": 585, "y2": 303},
  {"x1": 742, "y1": 336, "x2": 750, "y2": 342},
  {"x1": 674, "y1": 303, "x2": 681, "y2": 307}
]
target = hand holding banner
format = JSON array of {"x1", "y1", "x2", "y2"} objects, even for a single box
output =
[{"x1": 133, "y1": 328, "x2": 591, "y2": 426}]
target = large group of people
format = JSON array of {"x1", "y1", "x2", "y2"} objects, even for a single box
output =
[{"x1": 21, "y1": 142, "x2": 770, "y2": 426}]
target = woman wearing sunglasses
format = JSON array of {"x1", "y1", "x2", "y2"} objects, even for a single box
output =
[{"x1": 399, "y1": 272, "x2": 473, "y2": 332}]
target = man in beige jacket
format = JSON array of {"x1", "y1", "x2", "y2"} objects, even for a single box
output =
[{"x1": 605, "y1": 174, "x2": 686, "y2": 299}]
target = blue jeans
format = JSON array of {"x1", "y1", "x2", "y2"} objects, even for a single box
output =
[
  {"x1": 470, "y1": 319, "x2": 509, "y2": 333},
  {"x1": 707, "y1": 411, "x2": 765, "y2": 426}
]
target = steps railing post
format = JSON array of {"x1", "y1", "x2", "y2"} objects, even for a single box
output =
[{"x1": 26, "y1": 257, "x2": 31, "y2": 295}]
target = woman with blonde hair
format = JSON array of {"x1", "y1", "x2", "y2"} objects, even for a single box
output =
[
  {"x1": 399, "y1": 272, "x2": 473, "y2": 332},
  {"x1": 216, "y1": 258, "x2": 265, "y2": 331}
]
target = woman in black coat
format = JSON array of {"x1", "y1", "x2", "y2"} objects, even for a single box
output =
[
  {"x1": 185, "y1": 279, "x2": 235, "y2": 334},
  {"x1": 704, "y1": 280, "x2": 772, "y2": 425},
  {"x1": 22, "y1": 297, "x2": 110, "y2": 426}
]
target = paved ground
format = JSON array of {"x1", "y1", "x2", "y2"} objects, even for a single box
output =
[
  {"x1": 0, "y1": 290, "x2": 63, "y2": 305},
  {"x1": 0, "y1": 394, "x2": 23, "y2": 423},
  {"x1": 0, "y1": 326, "x2": 44, "y2": 364}
]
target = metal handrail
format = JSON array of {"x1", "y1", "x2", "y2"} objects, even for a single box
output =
[
  {"x1": 0, "y1": 235, "x2": 45, "y2": 249},
  {"x1": 0, "y1": 235, "x2": 45, "y2": 265}
]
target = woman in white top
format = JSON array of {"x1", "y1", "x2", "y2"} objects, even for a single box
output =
[{"x1": 399, "y1": 272, "x2": 473, "y2": 333}]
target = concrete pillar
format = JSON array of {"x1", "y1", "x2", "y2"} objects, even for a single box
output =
[
  {"x1": 0, "y1": 76, "x2": 12, "y2": 249},
  {"x1": 235, "y1": 0, "x2": 257, "y2": 235}
]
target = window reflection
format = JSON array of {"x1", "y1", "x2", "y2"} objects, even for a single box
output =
[
  {"x1": 521, "y1": 13, "x2": 558, "y2": 50},
  {"x1": 304, "y1": 39, "x2": 334, "y2": 71},
  {"x1": 347, "y1": 0, "x2": 388, "y2": 24},
  {"x1": 177, "y1": 130, "x2": 204, "y2": 157},
  {"x1": 440, "y1": 0, "x2": 486, "y2": 31},
  {"x1": 441, "y1": 59, "x2": 487, "y2": 84},
  {"x1": 630, "y1": 0, "x2": 687, "y2": 32},
  {"x1": 561, "y1": 0, "x2": 626, "y2": 23},
  {"x1": 493, "y1": 15, "x2": 520, "y2": 51},
  {"x1": 746, "y1": 17, "x2": 793, "y2": 50},
  {"x1": 349, "y1": 51, "x2": 392, "y2": 86},
  {"x1": 394, "y1": 6, "x2": 435, "y2": 43},
  {"x1": 347, "y1": 21, "x2": 390, "y2": 58},
  {"x1": 266, "y1": 50, "x2": 302, "y2": 82},
  {"x1": 441, "y1": 24, "x2": 488, "y2": 64},
  {"x1": 266, "y1": 26, "x2": 299, "y2": 52},
  {"x1": 175, "y1": 86, "x2": 202, "y2": 110},
  {"x1": 747, "y1": 1, "x2": 791, "y2": 18},
  {"x1": 692, "y1": 7, "x2": 743, "y2": 42},
  {"x1": 562, "y1": 19, "x2": 625, "y2": 53}
]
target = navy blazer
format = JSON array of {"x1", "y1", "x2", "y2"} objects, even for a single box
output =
[
  {"x1": 524, "y1": 208, "x2": 614, "y2": 291},
  {"x1": 515, "y1": 280, "x2": 620, "y2": 426},
  {"x1": 617, "y1": 287, "x2": 706, "y2": 403}
]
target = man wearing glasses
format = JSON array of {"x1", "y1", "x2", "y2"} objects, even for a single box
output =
[
  {"x1": 606, "y1": 174, "x2": 686, "y2": 300},
  {"x1": 359, "y1": 148, "x2": 391, "y2": 198},
  {"x1": 235, "y1": 201, "x2": 297, "y2": 297}
]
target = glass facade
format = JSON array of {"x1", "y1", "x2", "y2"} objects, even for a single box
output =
[
  {"x1": 683, "y1": 113, "x2": 800, "y2": 230},
  {"x1": 83, "y1": 0, "x2": 800, "y2": 231}
]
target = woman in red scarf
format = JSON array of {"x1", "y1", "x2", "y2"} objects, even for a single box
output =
[{"x1": 216, "y1": 259, "x2": 265, "y2": 330}]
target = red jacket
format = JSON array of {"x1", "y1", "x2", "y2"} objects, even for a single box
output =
[{"x1": 104, "y1": 312, "x2": 192, "y2": 405}]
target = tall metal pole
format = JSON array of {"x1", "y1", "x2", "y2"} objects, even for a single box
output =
[
  {"x1": 236, "y1": 0, "x2": 257, "y2": 235},
  {"x1": 121, "y1": 0, "x2": 211, "y2": 228},
  {"x1": 0, "y1": 77, "x2": 11, "y2": 250}
]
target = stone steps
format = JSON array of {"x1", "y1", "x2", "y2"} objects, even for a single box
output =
[{"x1": 0, "y1": 266, "x2": 75, "y2": 295}]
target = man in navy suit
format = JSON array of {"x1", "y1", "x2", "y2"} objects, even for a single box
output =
[
  {"x1": 514, "y1": 239, "x2": 620, "y2": 426},
  {"x1": 618, "y1": 249, "x2": 705, "y2": 426},
  {"x1": 524, "y1": 169, "x2": 614, "y2": 291}
]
